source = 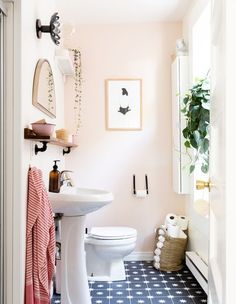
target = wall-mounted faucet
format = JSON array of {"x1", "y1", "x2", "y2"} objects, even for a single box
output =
[{"x1": 60, "y1": 170, "x2": 74, "y2": 187}]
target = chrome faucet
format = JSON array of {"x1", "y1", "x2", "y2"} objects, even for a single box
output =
[{"x1": 60, "y1": 170, "x2": 74, "y2": 187}]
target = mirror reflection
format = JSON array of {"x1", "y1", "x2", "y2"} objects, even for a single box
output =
[{"x1": 32, "y1": 59, "x2": 56, "y2": 118}]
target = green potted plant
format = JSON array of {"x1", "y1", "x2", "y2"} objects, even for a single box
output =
[{"x1": 181, "y1": 76, "x2": 210, "y2": 174}]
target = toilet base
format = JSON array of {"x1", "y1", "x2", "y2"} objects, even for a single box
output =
[
  {"x1": 87, "y1": 258, "x2": 126, "y2": 281},
  {"x1": 85, "y1": 227, "x2": 137, "y2": 282}
]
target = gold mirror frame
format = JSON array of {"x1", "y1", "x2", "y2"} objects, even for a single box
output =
[{"x1": 32, "y1": 59, "x2": 56, "y2": 118}]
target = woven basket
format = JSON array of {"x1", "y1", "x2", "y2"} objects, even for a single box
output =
[{"x1": 153, "y1": 227, "x2": 188, "y2": 272}]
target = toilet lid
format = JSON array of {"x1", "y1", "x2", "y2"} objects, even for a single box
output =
[{"x1": 89, "y1": 226, "x2": 137, "y2": 240}]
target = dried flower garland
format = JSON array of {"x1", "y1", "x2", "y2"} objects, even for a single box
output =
[
  {"x1": 47, "y1": 68, "x2": 54, "y2": 112},
  {"x1": 70, "y1": 48, "x2": 82, "y2": 134}
]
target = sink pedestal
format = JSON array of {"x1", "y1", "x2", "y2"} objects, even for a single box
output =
[
  {"x1": 61, "y1": 216, "x2": 91, "y2": 304},
  {"x1": 48, "y1": 186, "x2": 113, "y2": 303}
]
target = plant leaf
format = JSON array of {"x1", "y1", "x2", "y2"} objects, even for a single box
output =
[
  {"x1": 201, "y1": 108, "x2": 210, "y2": 122},
  {"x1": 200, "y1": 138, "x2": 209, "y2": 153},
  {"x1": 193, "y1": 130, "x2": 200, "y2": 143},
  {"x1": 198, "y1": 119, "x2": 207, "y2": 133},
  {"x1": 184, "y1": 141, "x2": 191, "y2": 148},
  {"x1": 202, "y1": 102, "x2": 210, "y2": 110},
  {"x1": 190, "y1": 165, "x2": 195, "y2": 174},
  {"x1": 183, "y1": 96, "x2": 190, "y2": 105},
  {"x1": 190, "y1": 105, "x2": 201, "y2": 120},
  {"x1": 190, "y1": 136, "x2": 198, "y2": 149},
  {"x1": 190, "y1": 120, "x2": 199, "y2": 132},
  {"x1": 182, "y1": 127, "x2": 189, "y2": 139},
  {"x1": 201, "y1": 163, "x2": 209, "y2": 173}
]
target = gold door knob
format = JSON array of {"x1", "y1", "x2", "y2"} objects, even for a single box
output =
[{"x1": 196, "y1": 180, "x2": 212, "y2": 191}]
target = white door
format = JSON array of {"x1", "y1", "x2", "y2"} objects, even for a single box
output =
[{"x1": 208, "y1": 0, "x2": 236, "y2": 303}]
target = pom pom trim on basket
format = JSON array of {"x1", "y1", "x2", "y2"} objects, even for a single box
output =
[{"x1": 153, "y1": 227, "x2": 188, "y2": 272}]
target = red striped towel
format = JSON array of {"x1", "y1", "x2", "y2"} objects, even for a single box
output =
[{"x1": 25, "y1": 167, "x2": 55, "y2": 304}]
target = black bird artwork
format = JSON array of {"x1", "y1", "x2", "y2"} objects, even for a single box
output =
[
  {"x1": 122, "y1": 88, "x2": 128, "y2": 96},
  {"x1": 118, "y1": 106, "x2": 131, "y2": 115},
  {"x1": 118, "y1": 87, "x2": 131, "y2": 115}
]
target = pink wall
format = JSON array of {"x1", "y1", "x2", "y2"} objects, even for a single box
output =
[{"x1": 65, "y1": 22, "x2": 185, "y2": 252}]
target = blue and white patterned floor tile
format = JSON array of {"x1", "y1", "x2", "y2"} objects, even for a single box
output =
[
  {"x1": 51, "y1": 261, "x2": 208, "y2": 304},
  {"x1": 108, "y1": 299, "x2": 130, "y2": 304},
  {"x1": 92, "y1": 298, "x2": 110, "y2": 304},
  {"x1": 151, "y1": 298, "x2": 173, "y2": 304}
]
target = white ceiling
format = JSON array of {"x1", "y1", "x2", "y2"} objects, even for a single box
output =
[{"x1": 56, "y1": 0, "x2": 192, "y2": 25}]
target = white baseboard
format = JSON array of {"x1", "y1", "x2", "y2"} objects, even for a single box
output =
[
  {"x1": 124, "y1": 251, "x2": 153, "y2": 261},
  {"x1": 186, "y1": 251, "x2": 208, "y2": 295}
]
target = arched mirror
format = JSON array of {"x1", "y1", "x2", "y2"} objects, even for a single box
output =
[{"x1": 32, "y1": 59, "x2": 56, "y2": 118}]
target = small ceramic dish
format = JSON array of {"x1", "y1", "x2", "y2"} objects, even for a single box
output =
[{"x1": 31, "y1": 123, "x2": 55, "y2": 136}]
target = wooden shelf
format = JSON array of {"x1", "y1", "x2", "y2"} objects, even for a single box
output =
[{"x1": 24, "y1": 128, "x2": 78, "y2": 154}]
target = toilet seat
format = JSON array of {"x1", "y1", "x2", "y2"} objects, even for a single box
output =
[{"x1": 89, "y1": 226, "x2": 137, "y2": 240}]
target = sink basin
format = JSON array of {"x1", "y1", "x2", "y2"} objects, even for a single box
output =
[{"x1": 48, "y1": 186, "x2": 113, "y2": 216}]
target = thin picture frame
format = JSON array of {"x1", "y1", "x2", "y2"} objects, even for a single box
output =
[{"x1": 105, "y1": 78, "x2": 142, "y2": 130}]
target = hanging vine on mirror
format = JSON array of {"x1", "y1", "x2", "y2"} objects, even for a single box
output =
[
  {"x1": 70, "y1": 48, "x2": 82, "y2": 134},
  {"x1": 181, "y1": 76, "x2": 210, "y2": 174},
  {"x1": 47, "y1": 67, "x2": 54, "y2": 113}
]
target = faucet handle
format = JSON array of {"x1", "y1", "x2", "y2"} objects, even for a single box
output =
[
  {"x1": 61, "y1": 170, "x2": 73, "y2": 174},
  {"x1": 60, "y1": 170, "x2": 74, "y2": 187}
]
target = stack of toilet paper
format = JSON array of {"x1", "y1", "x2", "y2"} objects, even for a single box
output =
[
  {"x1": 153, "y1": 213, "x2": 188, "y2": 270},
  {"x1": 165, "y1": 213, "x2": 188, "y2": 238}
]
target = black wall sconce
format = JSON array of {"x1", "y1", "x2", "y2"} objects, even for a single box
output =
[{"x1": 36, "y1": 12, "x2": 60, "y2": 45}]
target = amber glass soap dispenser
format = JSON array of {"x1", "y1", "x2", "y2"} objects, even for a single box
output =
[{"x1": 49, "y1": 160, "x2": 61, "y2": 193}]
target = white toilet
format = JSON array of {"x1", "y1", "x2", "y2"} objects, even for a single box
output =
[{"x1": 85, "y1": 226, "x2": 137, "y2": 281}]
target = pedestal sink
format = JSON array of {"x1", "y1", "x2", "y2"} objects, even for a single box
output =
[{"x1": 48, "y1": 186, "x2": 113, "y2": 304}]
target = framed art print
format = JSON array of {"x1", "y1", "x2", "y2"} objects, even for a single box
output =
[{"x1": 105, "y1": 79, "x2": 142, "y2": 130}]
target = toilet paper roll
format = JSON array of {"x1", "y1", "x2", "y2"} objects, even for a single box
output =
[
  {"x1": 156, "y1": 241, "x2": 164, "y2": 249},
  {"x1": 167, "y1": 223, "x2": 180, "y2": 238},
  {"x1": 154, "y1": 262, "x2": 160, "y2": 269},
  {"x1": 165, "y1": 213, "x2": 178, "y2": 227},
  {"x1": 154, "y1": 255, "x2": 160, "y2": 263},
  {"x1": 158, "y1": 235, "x2": 165, "y2": 243},
  {"x1": 178, "y1": 230, "x2": 187, "y2": 239},
  {"x1": 135, "y1": 189, "x2": 147, "y2": 198},
  {"x1": 177, "y1": 215, "x2": 189, "y2": 230},
  {"x1": 154, "y1": 248, "x2": 161, "y2": 256}
]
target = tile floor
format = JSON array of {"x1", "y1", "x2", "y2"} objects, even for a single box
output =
[{"x1": 51, "y1": 261, "x2": 207, "y2": 304}]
